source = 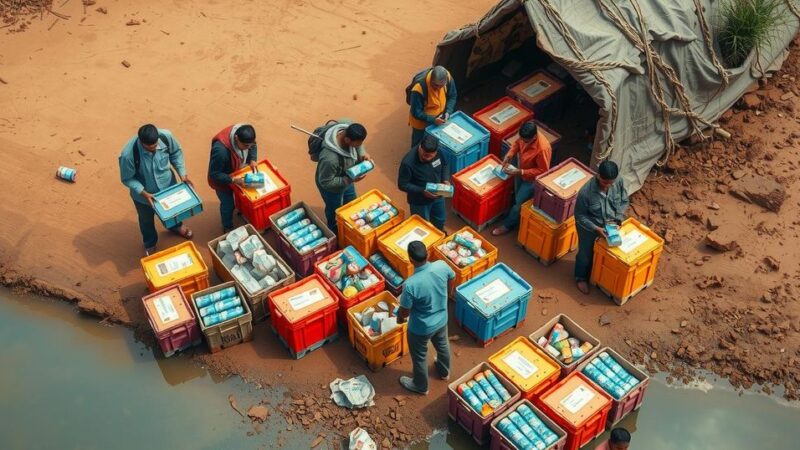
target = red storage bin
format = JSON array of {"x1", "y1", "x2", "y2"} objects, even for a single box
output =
[
  {"x1": 267, "y1": 275, "x2": 339, "y2": 359},
  {"x1": 142, "y1": 285, "x2": 202, "y2": 357},
  {"x1": 577, "y1": 347, "x2": 650, "y2": 427},
  {"x1": 231, "y1": 159, "x2": 291, "y2": 231},
  {"x1": 269, "y1": 201, "x2": 338, "y2": 276},
  {"x1": 472, "y1": 96, "x2": 534, "y2": 157},
  {"x1": 534, "y1": 372, "x2": 612, "y2": 450},
  {"x1": 314, "y1": 248, "x2": 385, "y2": 327},
  {"x1": 452, "y1": 155, "x2": 514, "y2": 231},
  {"x1": 533, "y1": 158, "x2": 594, "y2": 223},
  {"x1": 489, "y1": 399, "x2": 568, "y2": 450}
]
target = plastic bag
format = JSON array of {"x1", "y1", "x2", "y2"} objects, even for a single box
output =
[{"x1": 348, "y1": 427, "x2": 377, "y2": 450}]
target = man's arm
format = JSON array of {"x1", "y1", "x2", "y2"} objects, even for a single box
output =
[
  {"x1": 209, "y1": 143, "x2": 234, "y2": 186},
  {"x1": 165, "y1": 132, "x2": 187, "y2": 178},
  {"x1": 397, "y1": 288, "x2": 414, "y2": 324},
  {"x1": 574, "y1": 189, "x2": 601, "y2": 233},
  {"x1": 398, "y1": 161, "x2": 424, "y2": 194},
  {"x1": 119, "y1": 147, "x2": 145, "y2": 195},
  {"x1": 317, "y1": 156, "x2": 350, "y2": 192},
  {"x1": 445, "y1": 77, "x2": 457, "y2": 115},
  {"x1": 410, "y1": 90, "x2": 437, "y2": 125},
  {"x1": 246, "y1": 143, "x2": 258, "y2": 163},
  {"x1": 615, "y1": 180, "x2": 630, "y2": 220}
]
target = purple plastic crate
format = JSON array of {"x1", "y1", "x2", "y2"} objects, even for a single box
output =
[
  {"x1": 269, "y1": 201, "x2": 338, "y2": 277},
  {"x1": 533, "y1": 158, "x2": 595, "y2": 224},
  {"x1": 489, "y1": 399, "x2": 568, "y2": 450}
]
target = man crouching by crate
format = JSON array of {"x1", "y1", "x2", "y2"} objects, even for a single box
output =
[
  {"x1": 119, "y1": 124, "x2": 194, "y2": 256},
  {"x1": 397, "y1": 241, "x2": 455, "y2": 395},
  {"x1": 207, "y1": 124, "x2": 258, "y2": 233}
]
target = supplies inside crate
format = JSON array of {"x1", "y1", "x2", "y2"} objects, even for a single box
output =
[
  {"x1": 192, "y1": 286, "x2": 246, "y2": 327},
  {"x1": 456, "y1": 369, "x2": 514, "y2": 417},
  {"x1": 349, "y1": 200, "x2": 399, "y2": 233},
  {"x1": 496, "y1": 403, "x2": 560, "y2": 450},
  {"x1": 274, "y1": 207, "x2": 329, "y2": 253},
  {"x1": 535, "y1": 322, "x2": 594, "y2": 365},
  {"x1": 581, "y1": 351, "x2": 641, "y2": 400},
  {"x1": 368, "y1": 253, "x2": 404, "y2": 287},
  {"x1": 318, "y1": 246, "x2": 381, "y2": 298},
  {"x1": 425, "y1": 182, "x2": 454, "y2": 198},
  {"x1": 352, "y1": 299, "x2": 400, "y2": 338},
  {"x1": 216, "y1": 226, "x2": 289, "y2": 294},
  {"x1": 346, "y1": 160, "x2": 375, "y2": 180},
  {"x1": 436, "y1": 230, "x2": 488, "y2": 267}
]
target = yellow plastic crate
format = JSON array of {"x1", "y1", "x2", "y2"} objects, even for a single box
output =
[
  {"x1": 431, "y1": 226, "x2": 498, "y2": 298},
  {"x1": 517, "y1": 200, "x2": 577, "y2": 266},
  {"x1": 376, "y1": 215, "x2": 445, "y2": 279},
  {"x1": 335, "y1": 189, "x2": 405, "y2": 257},
  {"x1": 141, "y1": 241, "x2": 209, "y2": 295},
  {"x1": 590, "y1": 218, "x2": 664, "y2": 305},
  {"x1": 488, "y1": 336, "x2": 560, "y2": 401},
  {"x1": 346, "y1": 292, "x2": 408, "y2": 371}
]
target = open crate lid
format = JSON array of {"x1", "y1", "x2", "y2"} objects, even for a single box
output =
[
  {"x1": 379, "y1": 215, "x2": 445, "y2": 259},
  {"x1": 232, "y1": 160, "x2": 287, "y2": 201},
  {"x1": 270, "y1": 275, "x2": 337, "y2": 323},
  {"x1": 604, "y1": 218, "x2": 663, "y2": 264},
  {"x1": 425, "y1": 111, "x2": 489, "y2": 154},
  {"x1": 535, "y1": 158, "x2": 593, "y2": 200},
  {"x1": 488, "y1": 337, "x2": 559, "y2": 393},
  {"x1": 143, "y1": 285, "x2": 194, "y2": 333},
  {"x1": 473, "y1": 96, "x2": 532, "y2": 135},
  {"x1": 142, "y1": 242, "x2": 207, "y2": 286},
  {"x1": 541, "y1": 373, "x2": 611, "y2": 427},
  {"x1": 153, "y1": 183, "x2": 201, "y2": 221},
  {"x1": 453, "y1": 155, "x2": 508, "y2": 195},
  {"x1": 456, "y1": 263, "x2": 532, "y2": 318}
]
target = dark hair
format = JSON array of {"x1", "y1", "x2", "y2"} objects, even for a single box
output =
[
  {"x1": 345, "y1": 123, "x2": 368, "y2": 142},
  {"x1": 138, "y1": 124, "x2": 159, "y2": 145},
  {"x1": 407, "y1": 241, "x2": 428, "y2": 263},
  {"x1": 598, "y1": 160, "x2": 619, "y2": 180},
  {"x1": 235, "y1": 124, "x2": 256, "y2": 144},
  {"x1": 609, "y1": 428, "x2": 631, "y2": 444},
  {"x1": 420, "y1": 134, "x2": 439, "y2": 153},
  {"x1": 519, "y1": 121, "x2": 538, "y2": 140},
  {"x1": 431, "y1": 66, "x2": 449, "y2": 84}
]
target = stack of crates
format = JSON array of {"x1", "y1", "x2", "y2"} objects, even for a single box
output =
[
  {"x1": 431, "y1": 225, "x2": 498, "y2": 298},
  {"x1": 507, "y1": 70, "x2": 566, "y2": 122},
  {"x1": 152, "y1": 182, "x2": 203, "y2": 229},
  {"x1": 269, "y1": 201, "x2": 338, "y2": 277},
  {"x1": 454, "y1": 263, "x2": 532, "y2": 347},
  {"x1": 314, "y1": 247, "x2": 385, "y2": 327},
  {"x1": 346, "y1": 291, "x2": 408, "y2": 371},
  {"x1": 501, "y1": 120, "x2": 562, "y2": 160},
  {"x1": 451, "y1": 155, "x2": 514, "y2": 231},
  {"x1": 590, "y1": 217, "x2": 664, "y2": 305},
  {"x1": 425, "y1": 111, "x2": 490, "y2": 174},
  {"x1": 472, "y1": 96, "x2": 533, "y2": 157},
  {"x1": 335, "y1": 189, "x2": 405, "y2": 258},
  {"x1": 376, "y1": 215, "x2": 445, "y2": 279},
  {"x1": 189, "y1": 281, "x2": 254, "y2": 353},
  {"x1": 141, "y1": 241, "x2": 209, "y2": 296},
  {"x1": 231, "y1": 159, "x2": 291, "y2": 231},
  {"x1": 142, "y1": 285, "x2": 202, "y2": 357}
]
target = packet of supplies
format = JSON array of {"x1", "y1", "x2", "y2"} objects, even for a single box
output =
[
  {"x1": 252, "y1": 249, "x2": 277, "y2": 273},
  {"x1": 493, "y1": 164, "x2": 516, "y2": 181},
  {"x1": 243, "y1": 171, "x2": 265, "y2": 187},
  {"x1": 346, "y1": 160, "x2": 374, "y2": 180},
  {"x1": 231, "y1": 264, "x2": 263, "y2": 294},
  {"x1": 238, "y1": 235, "x2": 265, "y2": 259},
  {"x1": 225, "y1": 227, "x2": 249, "y2": 251},
  {"x1": 605, "y1": 223, "x2": 622, "y2": 247},
  {"x1": 425, "y1": 182, "x2": 454, "y2": 198}
]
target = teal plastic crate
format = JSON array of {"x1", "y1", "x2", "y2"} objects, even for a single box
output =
[
  {"x1": 454, "y1": 263, "x2": 532, "y2": 345},
  {"x1": 153, "y1": 183, "x2": 203, "y2": 229},
  {"x1": 425, "y1": 111, "x2": 489, "y2": 174}
]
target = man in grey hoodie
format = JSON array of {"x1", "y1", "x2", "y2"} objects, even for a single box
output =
[{"x1": 315, "y1": 122, "x2": 371, "y2": 233}]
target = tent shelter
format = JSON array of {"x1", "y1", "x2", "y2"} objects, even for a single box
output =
[{"x1": 434, "y1": 0, "x2": 800, "y2": 192}]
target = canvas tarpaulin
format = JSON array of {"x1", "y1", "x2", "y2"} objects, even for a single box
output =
[{"x1": 434, "y1": 0, "x2": 800, "y2": 192}]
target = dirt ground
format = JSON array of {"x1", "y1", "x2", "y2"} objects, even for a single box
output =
[{"x1": 2, "y1": 1, "x2": 799, "y2": 448}]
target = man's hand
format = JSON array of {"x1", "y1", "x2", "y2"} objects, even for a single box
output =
[
  {"x1": 595, "y1": 226, "x2": 607, "y2": 238},
  {"x1": 359, "y1": 152, "x2": 373, "y2": 163},
  {"x1": 434, "y1": 116, "x2": 446, "y2": 125},
  {"x1": 504, "y1": 167, "x2": 522, "y2": 176},
  {"x1": 181, "y1": 175, "x2": 194, "y2": 189},
  {"x1": 249, "y1": 160, "x2": 258, "y2": 172},
  {"x1": 141, "y1": 191, "x2": 155, "y2": 206},
  {"x1": 233, "y1": 177, "x2": 246, "y2": 188},
  {"x1": 353, "y1": 174, "x2": 367, "y2": 183},
  {"x1": 423, "y1": 190, "x2": 439, "y2": 199}
]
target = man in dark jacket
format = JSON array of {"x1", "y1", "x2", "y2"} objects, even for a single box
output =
[
  {"x1": 207, "y1": 124, "x2": 258, "y2": 232},
  {"x1": 408, "y1": 66, "x2": 457, "y2": 148},
  {"x1": 397, "y1": 135, "x2": 449, "y2": 231}
]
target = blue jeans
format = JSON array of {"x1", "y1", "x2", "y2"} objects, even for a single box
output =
[
  {"x1": 215, "y1": 189, "x2": 236, "y2": 230},
  {"x1": 410, "y1": 198, "x2": 446, "y2": 231},
  {"x1": 411, "y1": 127, "x2": 425, "y2": 149},
  {"x1": 503, "y1": 178, "x2": 535, "y2": 229},
  {"x1": 574, "y1": 227, "x2": 597, "y2": 281},
  {"x1": 133, "y1": 200, "x2": 181, "y2": 249},
  {"x1": 317, "y1": 182, "x2": 356, "y2": 234},
  {"x1": 408, "y1": 324, "x2": 450, "y2": 392}
]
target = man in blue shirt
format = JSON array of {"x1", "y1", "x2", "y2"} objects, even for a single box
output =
[
  {"x1": 397, "y1": 241, "x2": 455, "y2": 395},
  {"x1": 119, "y1": 124, "x2": 194, "y2": 255}
]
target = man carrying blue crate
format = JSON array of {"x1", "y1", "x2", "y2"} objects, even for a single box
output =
[
  {"x1": 119, "y1": 124, "x2": 194, "y2": 256},
  {"x1": 397, "y1": 134, "x2": 449, "y2": 232},
  {"x1": 397, "y1": 241, "x2": 455, "y2": 395},
  {"x1": 574, "y1": 161, "x2": 629, "y2": 295},
  {"x1": 406, "y1": 66, "x2": 457, "y2": 148},
  {"x1": 207, "y1": 124, "x2": 258, "y2": 233}
]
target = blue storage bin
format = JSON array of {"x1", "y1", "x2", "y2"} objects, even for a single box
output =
[
  {"x1": 153, "y1": 183, "x2": 203, "y2": 228},
  {"x1": 455, "y1": 263, "x2": 532, "y2": 345},
  {"x1": 425, "y1": 111, "x2": 490, "y2": 174}
]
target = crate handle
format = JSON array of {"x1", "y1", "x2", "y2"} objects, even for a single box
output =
[{"x1": 543, "y1": 190, "x2": 555, "y2": 199}]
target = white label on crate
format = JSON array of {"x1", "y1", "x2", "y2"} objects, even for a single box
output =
[
  {"x1": 552, "y1": 168, "x2": 588, "y2": 190},
  {"x1": 395, "y1": 227, "x2": 430, "y2": 251},
  {"x1": 560, "y1": 385, "x2": 596, "y2": 414},
  {"x1": 522, "y1": 80, "x2": 551, "y2": 98},
  {"x1": 442, "y1": 122, "x2": 472, "y2": 145},
  {"x1": 468, "y1": 164, "x2": 498, "y2": 187},
  {"x1": 155, "y1": 253, "x2": 194, "y2": 277},
  {"x1": 475, "y1": 279, "x2": 511, "y2": 304},
  {"x1": 288, "y1": 287, "x2": 325, "y2": 311},
  {"x1": 502, "y1": 350, "x2": 539, "y2": 379},
  {"x1": 489, "y1": 105, "x2": 521, "y2": 125},
  {"x1": 619, "y1": 229, "x2": 648, "y2": 253},
  {"x1": 153, "y1": 295, "x2": 180, "y2": 324},
  {"x1": 158, "y1": 188, "x2": 191, "y2": 211},
  {"x1": 254, "y1": 174, "x2": 279, "y2": 197}
]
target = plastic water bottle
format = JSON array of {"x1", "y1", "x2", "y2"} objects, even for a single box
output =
[
  {"x1": 517, "y1": 404, "x2": 558, "y2": 445},
  {"x1": 199, "y1": 296, "x2": 242, "y2": 317},
  {"x1": 591, "y1": 358, "x2": 625, "y2": 384},
  {"x1": 466, "y1": 380, "x2": 492, "y2": 408},
  {"x1": 453, "y1": 234, "x2": 480, "y2": 252},
  {"x1": 474, "y1": 373, "x2": 502, "y2": 407},
  {"x1": 483, "y1": 370, "x2": 511, "y2": 402},
  {"x1": 508, "y1": 411, "x2": 546, "y2": 450},
  {"x1": 283, "y1": 218, "x2": 312, "y2": 235},
  {"x1": 584, "y1": 364, "x2": 625, "y2": 399},
  {"x1": 299, "y1": 237, "x2": 329, "y2": 253},
  {"x1": 346, "y1": 160, "x2": 374, "y2": 179},
  {"x1": 277, "y1": 208, "x2": 306, "y2": 228},
  {"x1": 194, "y1": 287, "x2": 238, "y2": 308},
  {"x1": 599, "y1": 352, "x2": 637, "y2": 383},
  {"x1": 287, "y1": 224, "x2": 319, "y2": 242},
  {"x1": 202, "y1": 305, "x2": 245, "y2": 327},
  {"x1": 293, "y1": 230, "x2": 323, "y2": 248},
  {"x1": 456, "y1": 383, "x2": 485, "y2": 415},
  {"x1": 497, "y1": 418, "x2": 535, "y2": 450}
]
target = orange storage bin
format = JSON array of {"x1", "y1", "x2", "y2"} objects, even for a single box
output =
[
  {"x1": 314, "y1": 247, "x2": 385, "y2": 327},
  {"x1": 534, "y1": 372, "x2": 612, "y2": 450},
  {"x1": 335, "y1": 189, "x2": 405, "y2": 257},
  {"x1": 432, "y1": 225, "x2": 498, "y2": 298},
  {"x1": 141, "y1": 241, "x2": 209, "y2": 295},
  {"x1": 590, "y1": 218, "x2": 664, "y2": 305},
  {"x1": 488, "y1": 336, "x2": 561, "y2": 401},
  {"x1": 376, "y1": 215, "x2": 446, "y2": 279},
  {"x1": 451, "y1": 155, "x2": 514, "y2": 231},
  {"x1": 517, "y1": 200, "x2": 578, "y2": 266},
  {"x1": 231, "y1": 159, "x2": 291, "y2": 231},
  {"x1": 346, "y1": 292, "x2": 408, "y2": 371},
  {"x1": 472, "y1": 96, "x2": 534, "y2": 157}
]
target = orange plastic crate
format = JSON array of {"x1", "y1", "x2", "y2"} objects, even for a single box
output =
[
  {"x1": 140, "y1": 241, "x2": 209, "y2": 296},
  {"x1": 376, "y1": 215, "x2": 446, "y2": 279},
  {"x1": 314, "y1": 248, "x2": 386, "y2": 327},
  {"x1": 231, "y1": 159, "x2": 291, "y2": 231},
  {"x1": 431, "y1": 225, "x2": 498, "y2": 298},
  {"x1": 346, "y1": 292, "x2": 408, "y2": 371},
  {"x1": 451, "y1": 155, "x2": 514, "y2": 231},
  {"x1": 517, "y1": 200, "x2": 577, "y2": 266},
  {"x1": 472, "y1": 96, "x2": 534, "y2": 157},
  {"x1": 488, "y1": 336, "x2": 561, "y2": 401},
  {"x1": 335, "y1": 189, "x2": 405, "y2": 258}
]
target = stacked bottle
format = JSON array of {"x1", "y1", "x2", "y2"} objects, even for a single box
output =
[
  {"x1": 368, "y1": 253, "x2": 404, "y2": 287},
  {"x1": 496, "y1": 403, "x2": 559, "y2": 450},
  {"x1": 535, "y1": 322, "x2": 594, "y2": 365},
  {"x1": 581, "y1": 352, "x2": 640, "y2": 400},
  {"x1": 456, "y1": 369, "x2": 512, "y2": 417},
  {"x1": 437, "y1": 230, "x2": 488, "y2": 268},
  {"x1": 194, "y1": 287, "x2": 246, "y2": 327},
  {"x1": 277, "y1": 208, "x2": 328, "y2": 253},
  {"x1": 350, "y1": 200, "x2": 399, "y2": 233}
]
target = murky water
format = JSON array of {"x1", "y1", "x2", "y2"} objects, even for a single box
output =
[{"x1": 1, "y1": 290, "x2": 799, "y2": 450}]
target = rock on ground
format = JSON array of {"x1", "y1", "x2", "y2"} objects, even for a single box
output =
[{"x1": 729, "y1": 174, "x2": 786, "y2": 212}]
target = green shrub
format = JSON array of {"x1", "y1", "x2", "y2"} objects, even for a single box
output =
[{"x1": 716, "y1": 0, "x2": 791, "y2": 68}]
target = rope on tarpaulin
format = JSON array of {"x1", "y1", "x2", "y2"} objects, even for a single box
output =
[
  {"x1": 693, "y1": 0, "x2": 730, "y2": 86},
  {"x1": 787, "y1": 0, "x2": 800, "y2": 19}
]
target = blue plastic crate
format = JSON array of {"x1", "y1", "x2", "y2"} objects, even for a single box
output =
[
  {"x1": 454, "y1": 263, "x2": 532, "y2": 344},
  {"x1": 153, "y1": 183, "x2": 203, "y2": 229},
  {"x1": 425, "y1": 111, "x2": 489, "y2": 174}
]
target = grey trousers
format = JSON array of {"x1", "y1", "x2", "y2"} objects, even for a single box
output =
[{"x1": 408, "y1": 324, "x2": 450, "y2": 392}]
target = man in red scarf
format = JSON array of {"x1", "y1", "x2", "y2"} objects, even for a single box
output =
[{"x1": 207, "y1": 124, "x2": 258, "y2": 232}]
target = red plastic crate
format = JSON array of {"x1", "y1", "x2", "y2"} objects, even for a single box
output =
[
  {"x1": 452, "y1": 155, "x2": 514, "y2": 231},
  {"x1": 269, "y1": 201, "x2": 338, "y2": 277},
  {"x1": 142, "y1": 285, "x2": 202, "y2": 357},
  {"x1": 448, "y1": 362, "x2": 521, "y2": 445},
  {"x1": 534, "y1": 372, "x2": 612, "y2": 450},
  {"x1": 472, "y1": 96, "x2": 534, "y2": 157},
  {"x1": 232, "y1": 159, "x2": 292, "y2": 231},
  {"x1": 489, "y1": 399, "x2": 567, "y2": 450},
  {"x1": 533, "y1": 158, "x2": 594, "y2": 223},
  {"x1": 267, "y1": 275, "x2": 339, "y2": 359},
  {"x1": 314, "y1": 248, "x2": 385, "y2": 327}
]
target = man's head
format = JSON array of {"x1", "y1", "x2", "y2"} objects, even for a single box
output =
[
  {"x1": 430, "y1": 66, "x2": 449, "y2": 91},
  {"x1": 234, "y1": 125, "x2": 256, "y2": 151},
  {"x1": 519, "y1": 121, "x2": 539, "y2": 144},
  {"x1": 407, "y1": 241, "x2": 428, "y2": 267},
  {"x1": 608, "y1": 428, "x2": 631, "y2": 450},
  {"x1": 344, "y1": 123, "x2": 368, "y2": 149},
  {"x1": 138, "y1": 124, "x2": 159, "y2": 152},
  {"x1": 417, "y1": 134, "x2": 439, "y2": 162},
  {"x1": 597, "y1": 160, "x2": 619, "y2": 191}
]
